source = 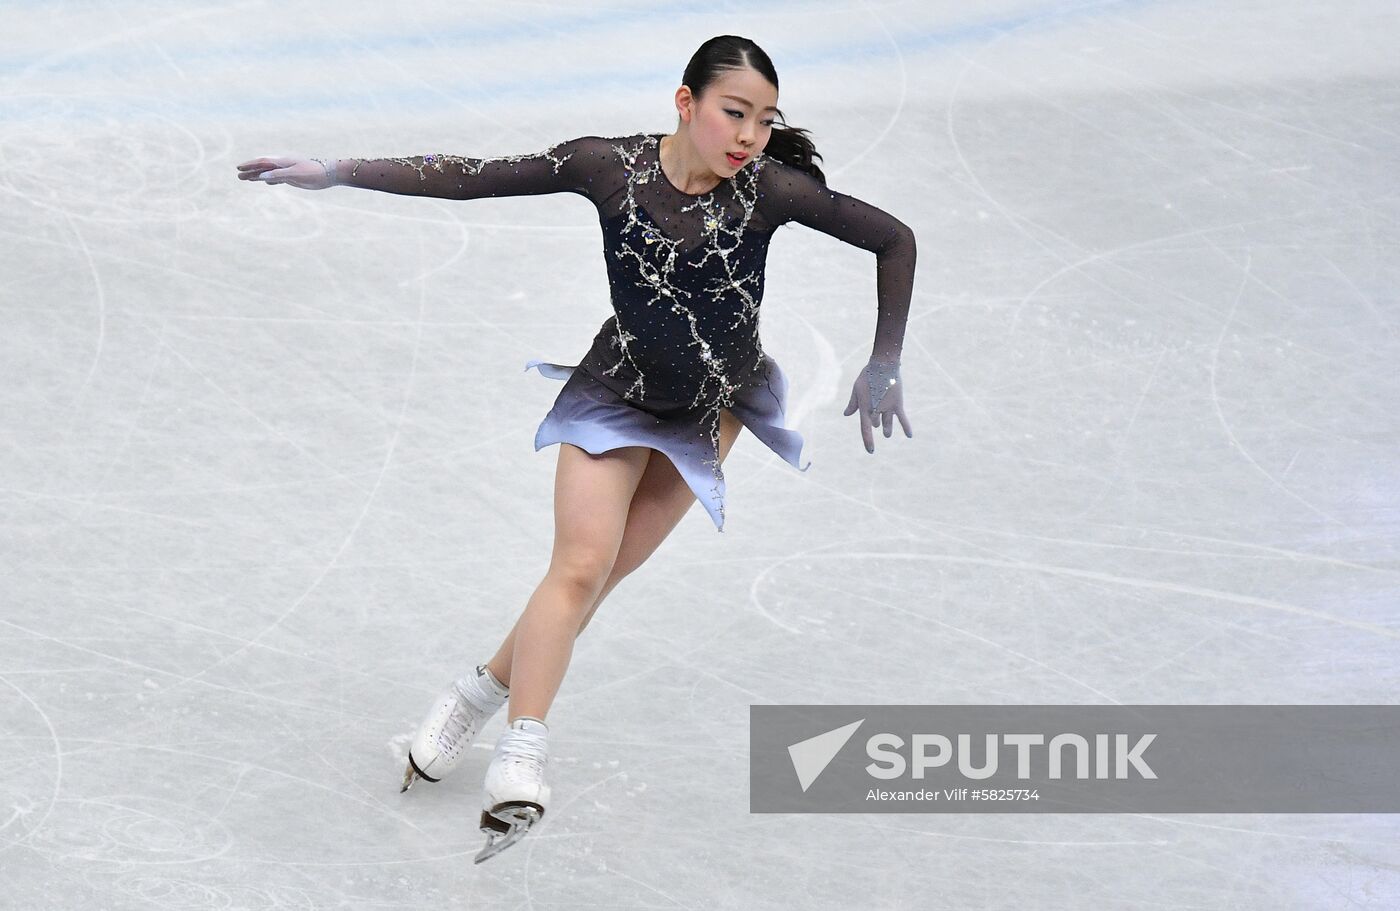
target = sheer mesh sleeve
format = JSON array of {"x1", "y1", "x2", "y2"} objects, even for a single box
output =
[
  {"x1": 337, "y1": 135, "x2": 615, "y2": 204},
  {"x1": 757, "y1": 158, "x2": 917, "y2": 363}
]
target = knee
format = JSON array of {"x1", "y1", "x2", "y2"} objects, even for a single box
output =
[{"x1": 547, "y1": 549, "x2": 616, "y2": 603}]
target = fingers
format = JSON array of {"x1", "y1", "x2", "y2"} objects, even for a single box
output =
[
  {"x1": 852, "y1": 406, "x2": 913, "y2": 452},
  {"x1": 845, "y1": 384, "x2": 876, "y2": 453},
  {"x1": 846, "y1": 380, "x2": 888, "y2": 453},
  {"x1": 235, "y1": 165, "x2": 279, "y2": 182},
  {"x1": 234, "y1": 157, "x2": 292, "y2": 182},
  {"x1": 236, "y1": 156, "x2": 292, "y2": 170}
]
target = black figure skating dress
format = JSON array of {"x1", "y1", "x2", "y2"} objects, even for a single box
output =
[{"x1": 342, "y1": 132, "x2": 916, "y2": 531}]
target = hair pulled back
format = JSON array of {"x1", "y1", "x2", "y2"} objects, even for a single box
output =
[{"x1": 680, "y1": 35, "x2": 826, "y2": 185}]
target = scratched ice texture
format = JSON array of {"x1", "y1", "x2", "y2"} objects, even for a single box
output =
[{"x1": 2, "y1": 1, "x2": 1398, "y2": 908}]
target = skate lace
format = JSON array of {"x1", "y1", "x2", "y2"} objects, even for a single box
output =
[
  {"x1": 499, "y1": 732, "x2": 548, "y2": 777},
  {"x1": 442, "y1": 680, "x2": 480, "y2": 744}
]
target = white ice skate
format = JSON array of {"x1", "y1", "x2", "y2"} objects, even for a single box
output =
[
  {"x1": 474, "y1": 716, "x2": 550, "y2": 863},
  {"x1": 400, "y1": 664, "x2": 510, "y2": 793}
]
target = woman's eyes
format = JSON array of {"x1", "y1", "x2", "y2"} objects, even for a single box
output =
[{"x1": 726, "y1": 109, "x2": 775, "y2": 126}]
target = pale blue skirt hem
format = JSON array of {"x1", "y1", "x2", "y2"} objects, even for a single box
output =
[{"x1": 523, "y1": 358, "x2": 810, "y2": 532}]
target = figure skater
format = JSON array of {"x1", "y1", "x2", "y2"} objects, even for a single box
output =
[{"x1": 236, "y1": 35, "x2": 916, "y2": 862}]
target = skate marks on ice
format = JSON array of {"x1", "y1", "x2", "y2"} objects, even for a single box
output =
[{"x1": 7, "y1": 0, "x2": 1400, "y2": 907}]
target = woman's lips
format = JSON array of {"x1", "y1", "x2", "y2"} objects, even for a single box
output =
[{"x1": 727, "y1": 152, "x2": 748, "y2": 166}]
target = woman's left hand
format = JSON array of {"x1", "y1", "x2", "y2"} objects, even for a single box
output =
[{"x1": 843, "y1": 359, "x2": 912, "y2": 453}]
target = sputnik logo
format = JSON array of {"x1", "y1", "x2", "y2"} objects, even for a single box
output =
[{"x1": 787, "y1": 719, "x2": 864, "y2": 792}]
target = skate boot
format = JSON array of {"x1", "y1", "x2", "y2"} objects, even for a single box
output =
[
  {"x1": 400, "y1": 664, "x2": 510, "y2": 793},
  {"x1": 475, "y1": 716, "x2": 550, "y2": 863}
]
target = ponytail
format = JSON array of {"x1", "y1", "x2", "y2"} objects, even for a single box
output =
[{"x1": 761, "y1": 122, "x2": 825, "y2": 185}]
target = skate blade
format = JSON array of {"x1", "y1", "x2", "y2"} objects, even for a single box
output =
[
  {"x1": 473, "y1": 804, "x2": 543, "y2": 864},
  {"x1": 399, "y1": 753, "x2": 440, "y2": 793}
]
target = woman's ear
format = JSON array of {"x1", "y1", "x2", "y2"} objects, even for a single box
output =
[{"x1": 674, "y1": 85, "x2": 694, "y2": 124}]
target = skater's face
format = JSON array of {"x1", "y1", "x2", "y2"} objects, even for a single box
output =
[{"x1": 682, "y1": 67, "x2": 779, "y2": 175}]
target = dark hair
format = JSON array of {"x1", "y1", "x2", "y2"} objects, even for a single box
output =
[{"x1": 680, "y1": 35, "x2": 826, "y2": 185}]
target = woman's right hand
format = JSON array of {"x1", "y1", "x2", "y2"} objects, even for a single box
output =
[{"x1": 235, "y1": 156, "x2": 336, "y2": 190}]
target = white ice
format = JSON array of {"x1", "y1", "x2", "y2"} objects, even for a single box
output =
[{"x1": 2, "y1": 0, "x2": 1398, "y2": 908}]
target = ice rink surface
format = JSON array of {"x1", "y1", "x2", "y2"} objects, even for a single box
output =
[{"x1": 3, "y1": 0, "x2": 1399, "y2": 907}]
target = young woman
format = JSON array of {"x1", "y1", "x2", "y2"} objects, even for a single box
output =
[{"x1": 236, "y1": 35, "x2": 915, "y2": 862}]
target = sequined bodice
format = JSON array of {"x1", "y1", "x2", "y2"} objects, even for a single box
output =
[
  {"x1": 344, "y1": 129, "x2": 915, "y2": 418},
  {"x1": 583, "y1": 134, "x2": 775, "y2": 412}
]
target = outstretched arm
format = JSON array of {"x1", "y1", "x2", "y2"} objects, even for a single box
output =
[
  {"x1": 237, "y1": 135, "x2": 614, "y2": 202},
  {"x1": 760, "y1": 157, "x2": 917, "y2": 451}
]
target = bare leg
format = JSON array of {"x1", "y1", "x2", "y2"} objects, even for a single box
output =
[
  {"x1": 486, "y1": 409, "x2": 745, "y2": 686},
  {"x1": 498, "y1": 442, "x2": 650, "y2": 723},
  {"x1": 577, "y1": 408, "x2": 745, "y2": 632}
]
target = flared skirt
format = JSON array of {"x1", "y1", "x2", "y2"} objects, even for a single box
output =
[{"x1": 524, "y1": 356, "x2": 810, "y2": 532}]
